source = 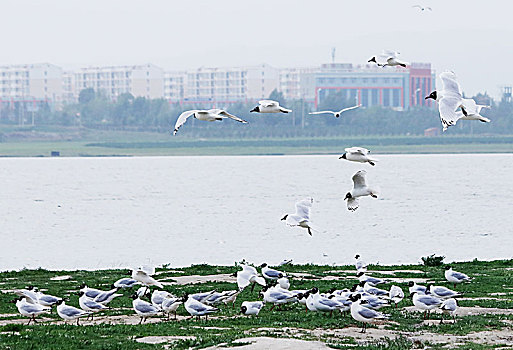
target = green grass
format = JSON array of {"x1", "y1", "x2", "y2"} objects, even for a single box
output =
[{"x1": 1, "y1": 259, "x2": 512, "y2": 349}]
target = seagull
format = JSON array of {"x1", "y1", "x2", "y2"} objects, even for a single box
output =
[
  {"x1": 93, "y1": 288, "x2": 123, "y2": 306},
  {"x1": 10, "y1": 297, "x2": 49, "y2": 325},
  {"x1": 241, "y1": 301, "x2": 264, "y2": 316},
  {"x1": 173, "y1": 109, "x2": 248, "y2": 135},
  {"x1": 131, "y1": 269, "x2": 163, "y2": 289},
  {"x1": 260, "y1": 285, "x2": 296, "y2": 310},
  {"x1": 278, "y1": 259, "x2": 293, "y2": 266},
  {"x1": 349, "y1": 294, "x2": 388, "y2": 333},
  {"x1": 310, "y1": 287, "x2": 344, "y2": 315},
  {"x1": 440, "y1": 298, "x2": 458, "y2": 323},
  {"x1": 412, "y1": 5, "x2": 432, "y2": 11},
  {"x1": 368, "y1": 50, "x2": 408, "y2": 68},
  {"x1": 355, "y1": 255, "x2": 368, "y2": 272},
  {"x1": 237, "y1": 264, "x2": 266, "y2": 291},
  {"x1": 445, "y1": 266, "x2": 472, "y2": 288},
  {"x1": 14, "y1": 287, "x2": 39, "y2": 304},
  {"x1": 389, "y1": 285, "x2": 404, "y2": 307},
  {"x1": 281, "y1": 197, "x2": 316, "y2": 236},
  {"x1": 359, "y1": 294, "x2": 390, "y2": 310},
  {"x1": 78, "y1": 292, "x2": 108, "y2": 320},
  {"x1": 132, "y1": 294, "x2": 159, "y2": 324},
  {"x1": 408, "y1": 281, "x2": 427, "y2": 295},
  {"x1": 184, "y1": 295, "x2": 219, "y2": 320},
  {"x1": 222, "y1": 291, "x2": 240, "y2": 307},
  {"x1": 151, "y1": 290, "x2": 173, "y2": 309},
  {"x1": 260, "y1": 263, "x2": 286, "y2": 280},
  {"x1": 190, "y1": 290, "x2": 217, "y2": 304},
  {"x1": 309, "y1": 104, "x2": 361, "y2": 118},
  {"x1": 204, "y1": 290, "x2": 239, "y2": 306},
  {"x1": 425, "y1": 71, "x2": 491, "y2": 131},
  {"x1": 250, "y1": 100, "x2": 291, "y2": 113},
  {"x1": 362, "y1": 282, "x2": 389, "y2": 296},
  {"x1": 277, "y1": 276, "x2": 290, "y2": 290},
  {"x1": 344, "y1": 170, "x2": 379, "y2": 211},
  {"x1": 411, "y1": 292, "x2": 442, "y2": 320},
  {"x1": 427, "y1": 285, "x2": 462, "y2": 299},
  {"x1": 35, "y1": 291, "x2": 62, "y2": 308},
  {"x1": 56, "y1": 300, "x2": 90, "y2": 325},
  {"x1": 357, "y1": 272, "x2": 385, "y2": 286},
  {"x1": 340, "y1": 147, "x2": 377, "y2": 166},
  {"x1": 78, "y1": 285, "x2": 104, "y2": 299},
  {"x1": 161, "y1": 296, "x2": 182, "y2": 320},
  {"x1": 113, "y1": 278, "x2": 140, "y2": 289}
]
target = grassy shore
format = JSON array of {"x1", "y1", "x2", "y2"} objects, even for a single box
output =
[{"x1": 1, "y1": 259, "x2": 512, "y2": 349}]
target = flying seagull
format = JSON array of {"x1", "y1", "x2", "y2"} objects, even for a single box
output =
[
  {"x1": 281, "y1": 197, "x2": 316, "y2": 236},
  {"x1": 412, "y1": 5, "x2": 432, "y2": 11},
  {"x1": 309, "y1": 104, "x2": 361, "y2": 118},
  {"x1": 173, "y1": 109, "x2": 248, "y2": 135},
  {"x1": 425, "y1": 71, "x2": 490, "y2": 131},
  {"x1": 339, "y1": 147, "x2": 377, "y2": 166},
  {"x1": 250, "y1": 100, "x2": 291, "y2": 113},
  {"x1": 344, "y1": 170, "x2": 379, "y2": 211},
  {"x1": 368, "y1": 50, "x2": 408, "y2": 68}
]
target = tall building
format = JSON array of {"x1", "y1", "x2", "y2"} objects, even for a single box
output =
[
  {"x1": 0, "y1": 63, "x2": 63, "y2": 103},
  {"x1": 183, "y1": 64, "x2": 280, "y2": 105},
  {"x1": 279, "y1": 67, "x2": 317, "y2": 100},
  {"x1": 73, "y1": 64, "x2": 164, "y2": 100},
  {"x1": 285, "y1": 62, "x2": 435, "y2": 110},
  {"x1": 164, "y1": 71, "x2": 186, "y2": 103}
]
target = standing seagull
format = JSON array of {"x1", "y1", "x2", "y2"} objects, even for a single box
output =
[
  {"x1": 56, "y1": 300, "x2": 90, "y2": 325},
  {"x1": 344, "y1": 170, "x2": 379, "y2": 211},
  {"x1": 389, "y1": 285, "x2": 405, "y2": 307},
  {"x1": 281, "y1": 197, "x2": 316, "y2": 236},
  {"x1": 250, "y1": 100, "x2": 291, "y2": 113},
  {"x1": 131, "y1": 269, "x2": 163, "y2": 289},
  {"x1": 350, "y1": 294, "x2": 388, "y2": 333},
  {"x1": 309, "y1": 104, "x2": 361, "y2": 118},
  {"x1": 260, "y1": 263, "x2": 286, "y2": 281},
  {"x1": 236, "y1": 264, "x2": 266, "y2": 291},
  {"x1": 183, "y1": 295, "x2": 219, "y2": 320},
  {"x1": 411, "y1": 292, "x2": 442, "y2": 320},
  {"x1": 132, "y1": 294, "x2": 159, "y2": 324},
  {"x1": 240, "y1": 301, "x2": 264, "y2": 316},
  {"x1": 445, "y1": 266, "x2": 472, "y2": 288},
  {"x1": 10, "y1": 297, "x2": 49, "y2": 325},
  {"x1": 440, "y1": 298, "x2": 458, "y2": 323},
  {"x1": 340, "y1": 147, "x2": 377, "y2": 166},
  {"x1": 173, "y1": 109, "x2": 248, "y2": 135},
  {"x1": 355, "y1": 254, "x2": 368, "y2": 272},
  {"x1": 425, "y1": 71, "x2": 490, "y2": 131}
]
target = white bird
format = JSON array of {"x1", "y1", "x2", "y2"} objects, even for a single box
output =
[
  {"x1": 56, "y1": 300, "x2": 90, "y2": 325},
  {"x1": 408, "y1": 281, "x2": 427, "y2": 295},
  {"x1": 310, "y1": 287, "x2": 344, "y2": 314},
  {"x1": 240, "y1": 301, "x2": 264, "y2": 316},
  {"x1": 222, "y1": 290, "x2": 240, "y2": 307},
  {"x1": 173, "y1": 109, "x2": 248, "y2": 135},
  {"x1": 309, "y1": 104, "x2": 361, "y2": 118},
  {"x1": 344, "y1": 170, "x2": 379, "y2": 211},
  {"x1": 440, "y1": 298, "x2": 458, "y2": 323},
  {"x1": 204, "y1": 290, "x2": 239, "y2": 306},
  {"x1": 362, "y1": 282, "x2": 389, "y2": 296},
  {"x1": 132, "y1": 295, "x2": 159, "y2": 324},
  {"x1": 184, "y1": 296, "x2": 219, "y2": 320},
  {"x1": 389, "y1": 285, "x2": 404, "y2": 307},
  {"x1": 350, "y1": 294, "x2": 388, "y2": 333},
  {"x1": 161, "y1": 296, "x2": 182, "y2": 320},
  {"x1": 425, "y1": 71, "x2": 490, "y2": 131},
  {"x1": 151, "y1": 290, "x2": 173, "y2": 309},
  {"x1": 78, "y1": 293, "x2": 108, "y2": 320},
  {"x1": 278, "y1": 259, "x2": 293, "y2": 266},
  {"x1": 11, "y1": 297, "x2": 49, "y2": 325},
  {"x1": 412, "y1": 5, "x2": 432, "y2": 11},
  {"x1": 260, "y1": 263, "x2": 286, "y2": 280},
  {"x1": 277, "y1": 276, "x2": 290, "y2": 290},
  {"x1": 357, "y1": 272, "x2": 385, "y2": 287},
  {"x1": 427, "y1": 285, "x2": 461, "y2": 300},
  {"x1": 131, "y1": 269, "x2": 163, "y2": 289},
  {"x1": 78, "y1": 285, "x2": 104, "y2": 299},
  {"x1": 340, "y1": 147, "x2": 377, "y2": 166},
  {"x1": 190, "y1": 290, "x2": 217, "y2": 303},
  {"x1": 281, "y1": 197, "x2": 316, "y2": 236},
  {"x1": 113, "y1": 278, "x2": 140, "y2": 289},
  {"x1": 355, "y1": 254, "x2": 368, "y2": 272},
  {"x1": 411, "y1": 292, "x2": 442, "y2": 320},
  {"x1": 250, "y1": 100, "x2": 291, "y2": 113},
  {"x1": 136, "y1": 286, "x2": 149, "y2": 298},
  {"x1": 236, "y1": 264, "x2": 266, "y2": 291},
  {"x1": 35, "y1": 291, "x2": 62, "y2": 308},
  {"x1": 14, "y1": 287, "x2": 39, "y2": 304},
  {"x1": 445, "y1": 266, "x2": 472, "y2": 288},
  {"x1": 93, "y1": 288, "x2": 123, "y2": 306},
  {"x1": 368, "y1": 50, "x2": 408, "y2": 68},
  {"x1": 359, "y1": 294, "x2": 390, "y2": 310}
]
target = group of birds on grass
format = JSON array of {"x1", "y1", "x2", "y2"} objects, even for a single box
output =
[{"x1": 10, "y1": 258, "x2": 472, "y2": 332}]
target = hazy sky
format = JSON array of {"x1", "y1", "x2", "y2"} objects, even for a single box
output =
[{"x1": 1, "y1": 0, "x2": 511, "y2": 97}]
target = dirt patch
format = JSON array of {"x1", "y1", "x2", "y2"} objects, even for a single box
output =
[
  {"x1": 404, "y1": 305, "x2": 513, "y2": 316},
  {"x1": 135, "y1": 335, "x2": 195, "y2": 344},
  {"x1": 205, "y1": 337, "x2": 330, "y2": 349}
]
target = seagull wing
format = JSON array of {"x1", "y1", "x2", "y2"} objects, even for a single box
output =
[
  {"x1": 358, "y1": 306, "x2": 380, "y2": 319},
  {"x1": 412, "y1": 5, "x2": 422, "y2": 9},
  {"x1": 259, "y1": 100, "x2": 279, "y2": 107},
  {"x1": 352, "y1": 170, "x2": 368, "y2": 188},
  {"x1": 173, "y1": 110, "x2": 197, "y2": 135},
  {"x1": 338, "y1": 105, "x2": 361, "y2": 114},
  {"x1": 345, "y1": 147, "x2": 369, "y2": 155},
  {"x1": 439, "y1": 96, "x2": 463, "y2": 130},
  {"x1": 218, "y1": 110, "x2": 248, "y2": 123},
  {"x1": 294, "y1": 198, "x2": 313, "y2": 220},
  {"x1": 309, "y1": 111, "x2": 335, "y2": 116},
  {"x1": 440, "y1": 71, "x2": 462, "y2": 97},
  {"x1": 347, "y1": 197, "x2": 359, "y2": 211}
]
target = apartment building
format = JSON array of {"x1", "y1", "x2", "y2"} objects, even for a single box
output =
[{"x1": 164, "y1": 71, "x2": 186, "y2": 102}]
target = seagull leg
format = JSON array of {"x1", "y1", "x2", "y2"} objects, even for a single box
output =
[
  {"x1": 251, "y1": 283, "x2": 255, "y2": 293},
  {"x1": 440, "y1": 313, "x2": 443, "y2": 324},
  {"x1": 77, "y1": 318, "x2": 80, "y2": 326},
  {"x1": 27, "y1": 317, "x2": 32, "y2": 326},
  {"x1": 308, "y1": 228, "x2": 312, "y2": 236},
  {"x1": 139, "y1": 317, "x2": 143, "y2": 325}
]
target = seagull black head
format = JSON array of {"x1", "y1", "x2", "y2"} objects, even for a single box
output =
[
  {"x1": 310, "y1": 287, "x2": 319, "y2": 294},
  {"x1": 355, "y1": 254, "x2": 360, "y2": 259},
  {"x1": 56, "y1": 299, "x2": 65, "y2": 305},
  {"x1": 260, "y1": 263, "x2": 267, "y2": 268},
  {"x1": 250, "y1": 106, "x2": 260, "y2": 113},
  {"x1": 344, "y1": 192, "x2": 352, "y2": 200},
  {"x1": 408, "y1": 281, "x2": 415, "y2": 287},
  {"x1": 339, "y1": 153, "x2": 347, "y2": 160},
  {"x1": 356, "y1": 271, "x2": 364, "y2": 277},
  {"x1": 280, "y1": 214, "x2": 288, "y2": 221},
  {"x1": 368, "y1": 57, "x2": 377, "y2": 64},
  {"x1": 425, "y1": 91, "x2": 437, "y2": 100},
  {"x1": 240, "y1": 305, "x2": 247, "y2": 314}
]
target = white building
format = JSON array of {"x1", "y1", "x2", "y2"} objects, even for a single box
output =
[
  {"x1": 279, "y1": 67, "x2": 318, "y2": 100},
  {"x1": 0, "y1": 63, "x2": 63, "y2": 103},
  {"x1": 73, "y1": 63, "x2": 164, "y2": 100},
  {"x1": 164, "y1": 71, "x2": 186, "y2": 102}
]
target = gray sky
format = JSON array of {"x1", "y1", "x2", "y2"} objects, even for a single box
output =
[{"x1": 1, "y1": 0, "x2": 511, "y2": 97}]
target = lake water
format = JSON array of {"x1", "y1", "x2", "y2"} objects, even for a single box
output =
[{"x1": 1, "y1": 154, "x2": 512, "y2": 271}]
